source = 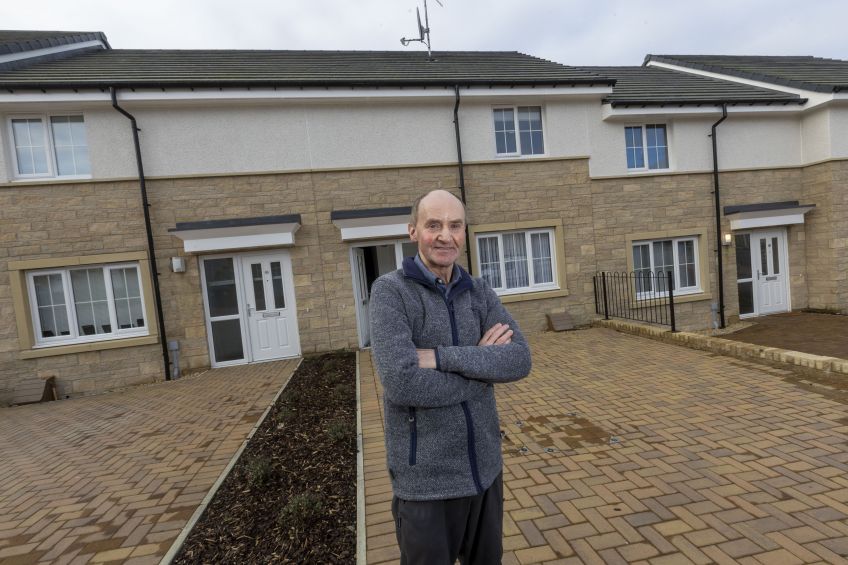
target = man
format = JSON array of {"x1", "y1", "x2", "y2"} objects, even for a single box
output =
[{"x1": 369, "y1": 189, "x2": 532, "y2": 564}]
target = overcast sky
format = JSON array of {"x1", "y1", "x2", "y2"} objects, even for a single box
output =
[{"x1": 3, "y1": 0, "x2": 846, "y2": 66}]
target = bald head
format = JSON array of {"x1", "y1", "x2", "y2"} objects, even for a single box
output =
[{"x1": 410, "y1": 190, "x2": 466, "y2": 226}]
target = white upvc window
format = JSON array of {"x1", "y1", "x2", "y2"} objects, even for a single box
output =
[
  {"x1": 493, "y1": 106, "x2": 545, "y2": 156},
  {"x1": 632, "y1": 236, "x2": 700, "y2": 297},
  {"x1": 8, "y1": 114, "x2": 91, "y2": 179},
  {"x1": 476, "y1": 229, "x2": 558, "y2": 295},
  {"x1": 27, "y1": 262, "x2": 148, "y2": 346},
  {"x1": 625, "y1": 124, "x2": 669, "y2": 171}
]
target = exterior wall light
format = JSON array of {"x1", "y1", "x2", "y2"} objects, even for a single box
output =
[
  {"x1": 170, "y1": 257, "x2": 186, "y2": 273},
  {"x1": 723, "y1": 233, "x2": 733, "y2": 247}
]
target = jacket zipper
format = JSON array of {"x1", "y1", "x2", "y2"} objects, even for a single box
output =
[
  {"x1": 440, "y1": 289, "x2": 483, "y2": 494},
  {"x1": 408, "y1": 407, "x2": 417, "y2": 466}
]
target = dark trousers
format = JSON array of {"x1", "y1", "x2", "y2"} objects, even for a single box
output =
[{"x1": 391, "y1": 473, "x2": 503, "y2": 565}]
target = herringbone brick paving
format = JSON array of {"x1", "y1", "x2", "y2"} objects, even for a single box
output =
[
  {"x1": 361, "y1": 328, "x2": 848, "y2": 564},
  {"x1": 0, "y1": 359, "x2": 297, "y2": 564}
]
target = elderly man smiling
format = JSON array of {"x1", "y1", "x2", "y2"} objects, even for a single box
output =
[{"x1": 369, "y1": 189, "x2": 532, "y2": 564}]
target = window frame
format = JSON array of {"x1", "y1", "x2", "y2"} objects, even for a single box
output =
[
  {"x1": 624, "y1": 123, "x2": 670, "y2": 172},
  {"x1": 491, "y1": 105, "x2": 547, "y2": 158},
  {"x1": 475, "y1": 228, "x2": 559, "y2": 296},
  {"x1": 7, "y1": 113, "x2": 91, "y2": 180},
  {"x1": 631, "y1": 236, "x2": 701, "y2": 299},
  {"x1": 26, "y1": 262, "x2": 149, "y2": 348}
]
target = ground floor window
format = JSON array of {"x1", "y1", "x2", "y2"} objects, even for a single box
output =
[
  {"x1": 27, "y1": 263, "x2": 147, "y2": 346},
  {"x1": 476, "y1": 228, "x2": 558, "y2": 295},
  {"x1": 632, "y1": 236, "x2": 700, "y2": 297}
]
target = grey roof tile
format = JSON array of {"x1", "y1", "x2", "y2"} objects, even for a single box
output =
[
  {"x1": 581, "y1": 65, "x2": 804, "y2": 106},
  {"x1": 646, "y1": 55, "x2": 848, "y2": 93},
  {"x1": 0, "y1": 49, "x2": 613, "y2": 89}
]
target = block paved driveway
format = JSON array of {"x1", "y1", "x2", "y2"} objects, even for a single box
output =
[
  {"x1": 0, "y1": 358, "x2": 297, "y2": 565},
  {"x1": 361, "y1": 328, "x2": 848, "y2": 564}
]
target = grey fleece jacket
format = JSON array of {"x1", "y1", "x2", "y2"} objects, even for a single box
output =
[{"x1": 369, "y1": 257, "x2": 532, "y2": 501}]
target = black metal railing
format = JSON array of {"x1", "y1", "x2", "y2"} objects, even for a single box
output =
[{"x1": 593, "y1": 271, "x2": 677, "y2": 331}]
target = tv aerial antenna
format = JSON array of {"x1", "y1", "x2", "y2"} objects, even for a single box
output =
[{"x1": 400, "y1": 0, "x2": 442, "y2": 59}]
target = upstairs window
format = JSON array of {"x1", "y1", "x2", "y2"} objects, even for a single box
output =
[
  {"x1": 493, "y1": 106, "x2": 545, "y2": 156},
  {"x1": 9, "y1": 115, "x2": 90, "y2": 178},
  {"x1": 625, "y1": 124, "x2": 668, "y2": 170}
]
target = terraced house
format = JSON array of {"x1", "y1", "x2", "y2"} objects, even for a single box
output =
[{"x1": 1, "y1": 30, "x2": 845, "y2": 404}]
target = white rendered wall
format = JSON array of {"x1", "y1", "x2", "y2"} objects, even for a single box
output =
[
  {"x1": 828, "y1": 107, "x2": 848, "y2": 159},
  {"x1": 458, "y1": 98, "x2": 594, "y2": 162},
  {"x1": 588, "y1": 114, "x2": 803, "y2": 178},
  {"x1": 0, "y1": 96, "x2": 842, "y2": 183},
  {"x1": 800, "y1": 107, "x2": 832, "y2": 164},
  {"x1": 85, "y1": 108, "x2": 140, "y2": 179},
  {"x1": 1, "y1": 96, "x2": 599, "y2": 181}
]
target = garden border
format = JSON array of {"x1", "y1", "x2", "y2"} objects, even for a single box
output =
[{"x1": 158, "y1": 358, "x2": 303, "y2": 565}]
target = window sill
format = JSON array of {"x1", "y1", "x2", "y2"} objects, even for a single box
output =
[
  {"x1": 632, "y1": 291, "x2": 712, "y2": 306},
  {"x1": 626, "y1": 168, "x2": 671, "y2": 175},
  {"x1": 494, "y1": 153, "x2": 548, "y2": 161},
  {"x1": 500, "y1": 287, "x2": 569, "y2": 304},
  {"x1": 10, "y1": 175, "x2": 93, "y2": 183},
  {"x1": 19, "y1": 334, "x2": 159, "y2": 359}
]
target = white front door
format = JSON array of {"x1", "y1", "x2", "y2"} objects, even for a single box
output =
[
  {"x1": 201, "y1": 251, "x2": 300, "y2": 367},
  {"x1": 241, "y1": 252, "x2": 300, "y2": 362},
  {"x1": 753, "y1": 230, "x2": 789, "y2": 315}
]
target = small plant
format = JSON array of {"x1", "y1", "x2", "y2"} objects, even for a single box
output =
[
  {"x1": 326, "y1": 418, "x2": 354, "y2": 443},
  {"x1": 331, "y1": 383, "x2": 352, "y2": 403},
  {"x1": 276, "y1": 406, "x2": 294, "y2": 421},
  {"x1": 246, "y1": 457, "x2": 276, "y2": 487},
  {"x1": 278, "y1": 492, "x2": 324, "y2": 529}
]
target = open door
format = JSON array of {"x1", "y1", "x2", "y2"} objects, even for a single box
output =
[{"x1": 352, "y1": 247, "x2": 371, "y2": 347}]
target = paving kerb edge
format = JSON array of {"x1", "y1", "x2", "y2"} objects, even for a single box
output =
[
  {"x1": 159, "y1": 357, "x2": 303, "y2": 565},
  {"x1": 356, "y1": 350, "x2": 367, "y2": 565},
  {"x1": 594, "y1": 319, "x2": 848, "y2": 378}
]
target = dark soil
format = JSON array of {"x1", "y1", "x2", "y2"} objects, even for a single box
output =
[
  {"x1": 173, "y1": 352, "x2": 357, "y2": 564},
  {"x1": 722, "y1": 311, "x2": 848, "y2": 359}
]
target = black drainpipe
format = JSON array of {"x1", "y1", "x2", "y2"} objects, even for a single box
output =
[
  {"x1": 453, "y1": 85, "x2": 472, "y2": 273},
  {"x1": 110, "y1": 87, "x2": 171, "y2": 380},
  {"x1": 711, "y1": 104, "x2": 728, "y2": 329}
]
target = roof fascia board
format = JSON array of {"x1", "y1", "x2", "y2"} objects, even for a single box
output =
[
  {"x1": 0, "y1": 40, "x2": 106, "y2": 65},
  {"x1": 0, "y1": 85, "x2": 612, "y2": 104},
  {"x1": 601, "y1": 103, "x2": 804, "y2": 121},
  {"x1": 647, "y1": 60, "x2": 832, "y2": 108}
]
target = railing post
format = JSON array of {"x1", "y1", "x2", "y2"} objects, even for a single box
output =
[
  {"x1": 667, "y1": 270, "x2": 677, "y2": 332},
  {"x1": 601, "y1": 272, "x2": 610, "y2": 320},
  {"x1": 593, "y1": 275, "x2": 599, "y2": 315}
]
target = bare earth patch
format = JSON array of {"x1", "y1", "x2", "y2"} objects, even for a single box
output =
[{"x1": 173, "y1": 352, "x2": 357, "y2": 564}]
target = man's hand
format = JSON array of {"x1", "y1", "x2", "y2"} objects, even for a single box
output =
[
  {"x1": 478, "y1": 322, "x2": 513, "y2": 346},
  {"x1": 416, "y1": 348, "x2": 437, "y2": 369}
]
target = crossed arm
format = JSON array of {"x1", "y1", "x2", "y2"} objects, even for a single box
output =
[
  {"x1": 369, "y1": 279, "x2": 532, "y2": 409},
  {"x1": 415, "y1": 322, "x2": 514, "y2": 368}
]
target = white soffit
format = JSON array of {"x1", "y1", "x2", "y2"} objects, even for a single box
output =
[
  {"x1": 332, "y1": 214, "x2": 410, "y2": 241},
  {"x1": 0, "y1": 85, "x2": 613, "y2": 105},
  {"x1": 170, "y1": 220, "x2": 300, "y2": 253},
  {"x1": 728, "y1": 206, "x2": 815, "y2": 231},
  {"x1": 601, "y1": 103, "x2": 802, "y2": 121}
]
